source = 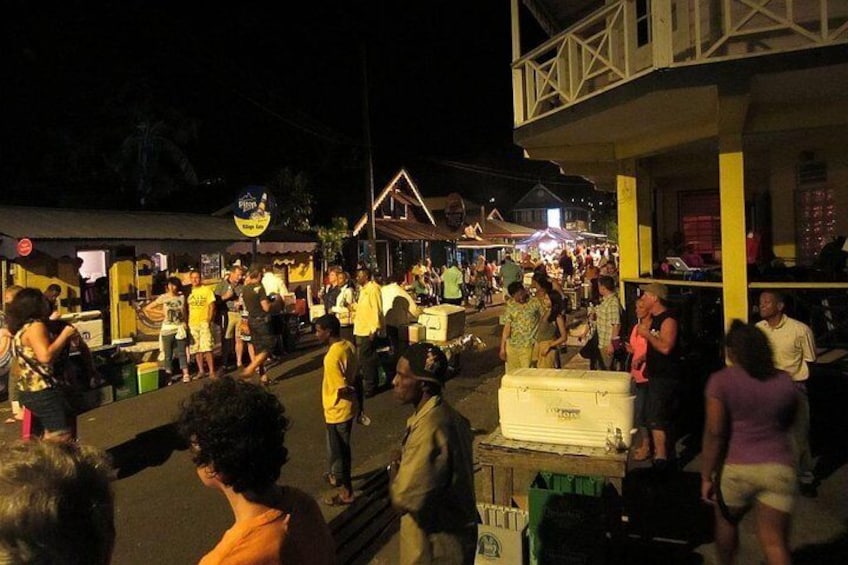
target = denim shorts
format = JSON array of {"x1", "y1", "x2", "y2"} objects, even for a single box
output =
[{"x1": 18, "y1": 388, "x2": 73, "y2": 434}]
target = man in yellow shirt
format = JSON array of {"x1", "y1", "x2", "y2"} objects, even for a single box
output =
[
  {"x1": 352, "y1": 268, "x2": 383, "y2": 398},
  {"x1": 315, "y1": 314, "x2": 358, "y2": 506},
  {"x1": 187, "y1": 270, "x2": 217, "y2": 379}
]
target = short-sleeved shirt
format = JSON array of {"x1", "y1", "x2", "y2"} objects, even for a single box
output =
[
  {"x1": 152, "y1": 293, "x2": 185, "y2": 334},
  {"x1": 595, "y1": 293, "x2": 621, "y2": 348},
  {"x1": 442, "y1": 267, "x2": 464, "y2": 300},
  {"x1": 756, "y1": 316, "x2": 816, "y2": 382},
  {"x1": 199, "y1": 508, "x2": 288, "y2": 565},
  {"x1": 322, "y1": 340, "x2": 358, "y2": 424},
  {"x1": 241, "y1": 284, "x2": 268, "y2": 320},
  {"x1": 503, "y1": 298, "x2": 543, "y2": 348},
  {"x1": 705, "y1": 366, "x2": 797, "y2": 466},
  {"x1": 499, "y1": 261, "x2": 523, "y2": 290},
  {"x1": 187, "y1": 285, "x2": 216, "y2": 326},
  {"x1": 353, "y1": 280, "x2": 383, "y2": 337},
  {"x1": 215, "y1": 279, "x2": 243, "y2": 312}
]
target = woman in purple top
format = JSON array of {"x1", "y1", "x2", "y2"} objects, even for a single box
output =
[{"x1": 701, "y1": 320, "x2": 798, "y2": 565}]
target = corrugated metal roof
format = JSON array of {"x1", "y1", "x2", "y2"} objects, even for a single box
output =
[
  {"x1": 374, "y1": 219, "x2": 456, "y2": 242},
  {"x1": 0, "y1": 205, "x2": 314, "y2": 242}
]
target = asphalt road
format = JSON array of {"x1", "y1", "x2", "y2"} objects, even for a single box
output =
[{"x1": 0, "y1": 306, "x2": 507, "y2": 565}]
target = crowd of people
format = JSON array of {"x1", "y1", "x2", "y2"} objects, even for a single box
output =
[{"x1": 0, "y1": 252, "x2": 827, "y2": 564}]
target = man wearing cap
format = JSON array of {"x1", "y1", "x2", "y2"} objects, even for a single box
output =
[
  {"x1": 389, "y1": 343, "x2": 477, "y2": 564},
  {"x1": 214, "y1": 264, "x2": 244, "y2": 370},
  {"x1": 636, "y1": 282, "x2": 681, "y2": 470},
  {"x1": 756, "y1": 290, "x2": 817, "y2": 496}
]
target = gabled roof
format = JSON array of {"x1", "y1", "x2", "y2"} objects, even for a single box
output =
[
  {"x1": 511, "y1": 183, "x2": 564, "y2": 210},
  {"x1": 353, "y1": 169, "x2": 436, "y2": 236},
  {"x1": 373, "y1": 219, "x2": 455, "y2": 242},
  {"x1": 486, "y1": 208, "x2": 505, "y2": 221}
]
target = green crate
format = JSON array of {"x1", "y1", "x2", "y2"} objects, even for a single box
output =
[
  {"x1": 112, "y1": 363, "x2": 139, "y2": 401},
  {"x1": 529, "y1": 473, "x2": 609, "y2": 565},
  {"x1": 137, "y1": 362, "x2": 160, "y2": 394}
]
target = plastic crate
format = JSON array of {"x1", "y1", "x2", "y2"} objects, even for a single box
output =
[
  {"x1": 112, "y1": 362, "x2": 139, "y2": 401},
  {"x1": 529, "y1": 473, "x2": 609, "y2": 565},
  {"x1": 136, "y1": 362, "x2": 160, "y2": 394}
]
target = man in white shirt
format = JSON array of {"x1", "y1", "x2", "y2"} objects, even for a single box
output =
[
  {"x1": 381, "y1": 272, "x2": 422, "y2": 354},
  {"x1": 756, "y1": 290, "x2": 817, "y2": 495},
  {"x1": 261, "y1": 265, "x2": 288, "y2": 298}
]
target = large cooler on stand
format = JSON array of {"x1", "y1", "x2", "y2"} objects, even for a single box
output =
[
  {"x1": 417, "y1": 304, "x2": 465, "y2": 342},
  {"x1": 499, "y1": 369, "x2": 634, "y2": 449}
]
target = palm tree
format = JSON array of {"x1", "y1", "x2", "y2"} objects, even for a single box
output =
[{"x1": 121, "y1": 120, "x2": 198, "y2": 207}]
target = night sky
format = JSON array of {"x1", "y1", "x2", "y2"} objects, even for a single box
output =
[{"x1": 2, "y1": 1, "x2": 593, "y2": 224}]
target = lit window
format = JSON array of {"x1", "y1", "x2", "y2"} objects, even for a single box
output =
[{"x1": 547, "y1": 208, "x2": 561, "y2": 228}]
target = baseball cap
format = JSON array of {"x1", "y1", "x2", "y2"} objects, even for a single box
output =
[
  {"x1": 402, "y1": 343, "x2": 448, "y2": 385},
  {"x1": 639, "y1": 282, "x2": 668, "y2": 301}
]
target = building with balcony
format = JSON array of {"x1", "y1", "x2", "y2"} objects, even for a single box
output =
[
  {"x1": 510, "y1": 0, "x2": 848, "y2": 333},
  {"x1": 510, "y1": 182, "x2": 593, "y2": 231}
]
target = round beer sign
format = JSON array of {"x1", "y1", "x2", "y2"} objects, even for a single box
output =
[
  {"x1": 234, "y1": 186, "x2": 276, "y2": 238},
  {"x1": 17, "y1": 238, "x2": 33, "y2": 257}
]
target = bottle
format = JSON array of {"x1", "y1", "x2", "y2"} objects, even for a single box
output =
[{"x1": 250, "y1": 193, "x2": 268, "y2": 220}]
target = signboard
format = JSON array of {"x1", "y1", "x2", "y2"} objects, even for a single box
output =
[
  {"x1": 234, "y1": 185, "x2": 276, "y2": 238},
  {"x1": 444, "y1": 192, "x2": 466, "y2": 229},
  {"x1": 17, "y1": 238, "x2": 33, "y2": 257}
]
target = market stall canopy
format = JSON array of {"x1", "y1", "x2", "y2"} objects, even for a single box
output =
[
  {"x1": 517, "y1": 227, "x2": 585, "y2": 248},
  {"x1": 457, "y1": 238, "x2": 513, "y2": 250},
  {"x1": 0, "y1": 205, "x2": 316, "y2": 258}
]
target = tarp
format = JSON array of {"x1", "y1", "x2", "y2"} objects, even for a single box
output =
[{"x1": 516, "y1": 227, "x2": 584, "y2": 247}]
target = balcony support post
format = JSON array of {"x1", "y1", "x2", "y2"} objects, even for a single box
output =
[
  {"x1": 719, "y1": 133, "x2": 749, "y2": 327},
  {"x1": 617, "y1": 159, "x2": 641, "y2": 298},
  {"x1": 651, "y1": 0, "x2": 673, "y2": 68}
]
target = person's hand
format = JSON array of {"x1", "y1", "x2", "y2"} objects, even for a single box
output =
[
  {"x1": 499, "y1": 347, "x2": 507, "y2": 362},
  {"x1": 701, "y1": 477, "x2": 716, "y2": 505},
  {"x1": 624, "y1": 343, "x2": 634, "y2": 354}
]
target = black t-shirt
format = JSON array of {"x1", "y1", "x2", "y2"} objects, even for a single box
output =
[
  {"x1": 645, "y1": 310, "x2": 681, "y2": 380},
  {"x1": 241, "y1": 284, "x2": 268, "y2": 319}
]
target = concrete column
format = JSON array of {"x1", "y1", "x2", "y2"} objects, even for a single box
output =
[{"x1": 719, "y1": 134, "x2": 749, "y2": 327}]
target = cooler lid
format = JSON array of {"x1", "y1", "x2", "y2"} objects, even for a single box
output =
[
  {"x1": 422, "y1": 304, "x2": 465, "y2": 316},
  {"x1": 502, "y1": 368, "x2": 632, "y2": 393}
]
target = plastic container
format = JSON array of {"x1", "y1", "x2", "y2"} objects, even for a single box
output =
[{"x1": 136, "y1": 362, "x2": 160, "y2": 394}]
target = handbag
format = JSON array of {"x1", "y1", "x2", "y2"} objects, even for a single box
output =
[{"x1": 579, "y1": 331, "x2": 599, "y2": 359}]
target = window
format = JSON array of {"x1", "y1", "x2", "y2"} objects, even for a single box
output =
[
  {"x1": 679, "y1": 191, "x2": 721, "y2": 257},
  {"x1": 796, "y1": 187, "x2": 836, "y2": 265},
  {"x1": 546, "y1": 208, "x2": 561, "y2": 228},
  {"x1": 636, "y1": 0, "x2": 651, "y2": 47}
]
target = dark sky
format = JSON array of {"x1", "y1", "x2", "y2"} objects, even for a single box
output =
[{"x1": 2, "y1": 0, "x2": 592, "y2": 223}]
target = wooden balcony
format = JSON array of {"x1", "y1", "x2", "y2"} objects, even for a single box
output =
[{"x1": 513, "y1": 0, "x2": 848, "y2": 126}]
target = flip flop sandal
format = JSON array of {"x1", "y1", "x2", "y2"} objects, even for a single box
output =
[
  {"x1": 322, "y1": 472, "x2": 338, "y2": 487},
  {"x1": 322, "y1": 494, "x2": 354, "y2": 507}
]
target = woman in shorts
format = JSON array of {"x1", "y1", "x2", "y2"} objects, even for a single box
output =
[
  {"x1": 701, "y1": 320, "x2": 798, "y2": 564},
  {"x1": 7, "y1": 288, "x2": 82, "y2": 442}
]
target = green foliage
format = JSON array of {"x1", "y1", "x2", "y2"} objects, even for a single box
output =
[
  {"x1": 268, "y1": 168, "x2": 314, "y2": 231},
  {"x1": 316, "y1": 217, "x2": 349, "y2": 266}
]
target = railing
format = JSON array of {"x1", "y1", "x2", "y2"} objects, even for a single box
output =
[{"x1": 513, "y1": 0, "x2": 848, "y2": 125}]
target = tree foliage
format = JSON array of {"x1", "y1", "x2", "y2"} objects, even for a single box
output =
[
  {"x1": 268, "y1": 167, "x2": 314, "y2": 231},
  {"x1": 317, "y1": 217, "x2": 349, "y2": 267}
]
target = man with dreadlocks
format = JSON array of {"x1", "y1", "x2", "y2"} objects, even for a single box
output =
[{"x1": 388, "y1": 343, "x2": 478, "y2": 564}]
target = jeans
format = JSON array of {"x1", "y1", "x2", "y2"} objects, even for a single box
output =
[
  {"x1": 355, "y1": 335, "x2": 379, "y2": 396},
  {"x1": 160, "y1": 332, "x2": 188, "y2": 371},
  {"x1": 326, "y1": 419, "x2": 353, "y2": 491}
]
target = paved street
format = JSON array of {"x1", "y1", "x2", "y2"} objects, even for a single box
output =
[{"x1": 3, "y1": 304, "x2": 848, "y2": 564}]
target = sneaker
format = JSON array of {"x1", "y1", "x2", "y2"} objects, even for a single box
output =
[
  {"x1": 167, "y1": 374, "x2": 181, "y2": 386},
  {"x1": 357, "y1": 413, "x2": 371, "y2": 426}
]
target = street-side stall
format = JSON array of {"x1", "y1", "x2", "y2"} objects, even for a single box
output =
[{"x1": 476, "y1": 367, "x2": 633, "y2": 564}]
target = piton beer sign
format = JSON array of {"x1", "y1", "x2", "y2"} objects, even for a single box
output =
[{"x1": 234, "y1": 186, "x2": 276, "y2": 238}]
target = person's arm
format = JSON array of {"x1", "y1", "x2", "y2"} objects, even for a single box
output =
[
  {"x1": 390, "y1": 428, "x2": 448, "y2": 515},
  {"x1": 801, "y1": 325, "x2": 817, "y2": 363},
  {"x1": 206, "y1": 291, "x2": 215, "y2": 324},
  {"x1": 370, "y1": 287, "x2": 383, "y2": 336},
  {"x1": 26, "y1": 322, "x2": 77, "y2": 364},
  {"x1": 700, "y1": 395, "x2": 728, "y2": 504},
  {"x1": 142, "y1": 295, "x2": 165, "y2": 321},
  {"x1": 500, "y1": 322, "x2": 511, "y2": 361},
  {"x1": 546, "y1": 314, "x2": 569, "y2": 352},
  {"x1": 638, "y1": 316, "x2": 678, "y2": 355}
]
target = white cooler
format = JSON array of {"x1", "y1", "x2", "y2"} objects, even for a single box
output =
[
  {"x1": 499, "y1": 368, "x2": 634, "y2": 448},
  {"x1": 417, "y1": 304, "x2": 465, "y2": 342}
]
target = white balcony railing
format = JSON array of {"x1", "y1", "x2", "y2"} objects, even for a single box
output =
[{"x1": 513, "y1": 0, "x2": 848, "y2": 125}]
